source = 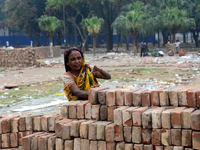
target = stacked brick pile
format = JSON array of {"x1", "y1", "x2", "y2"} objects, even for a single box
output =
[
  {"x1": 0, "y1": 48, "x2": 37, "y2": 67},
  {"x1": 1, "y1": 86, "x2": 200, "y2": 150},
  {"x1": 35, "y1": 46, "x2": 61, "y2": 59}
]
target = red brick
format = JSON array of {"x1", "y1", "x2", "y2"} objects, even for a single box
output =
[
  {"x1": 25, "y1": 115, "x2": 33, "y2": 131},
  {"x1": 171, "y1": 107, "x2": 185, "y2": 128},
  {"x1": 90, "y1": 141, "x2": 97, "y2": 150},
  {"x1": 181, "y1": 108, "x2": 195, "y2": 129},
  {"x1": 182, "y1": 130, "x2": 192, "y2": 147},
  {"x1": 142, "y1": 108, "x2": 155, "y2": 129},
  {"x1": 97, "y1": 121, "x2": 111, "y2": 140},
  {"x1": 80, "y1": 139, "x2": 89, "y2": 150},
  {"x1": 151, "y1": 88, "x2": 162, "y2": 106},
  {"x1": 116, "y1": 142, "x2": 125, "y2": 150},
  {"x1": 142, "y1": 129, "x2": 152, "y2": 144},
  {"x1": 70, "y1": 120, "x2": 86, "y2": 138},
  {"x1": 100, "y1": 105, "x2": 108, "y2": 121},
  {"x1": 68, "y1": 101, "x2": 80, "y2": 119},
  {"x1": 77, "y1": 100, "x2": 89, "y2": 119},
  {"x1": 116, "y1": 89, "x2": 129, "y2": 106},
  {"x1": 18, "y1": 115, "x2": 27, "y2": 132},
  {"x1": 164, "y1": 146, "x2": 173, "y2": 150},
  {"x1": 62, "y1": 122, "x2": 72, "y2": 140},
  {"x1": 187, "y1": 88, "x2": 200, "y2": 107},
  {"x1": 2, "y1": 117, "x2": 11, "y2": 133},
  {"x1": 88, "y1": 122, "x2": 97, "y2": 140},
  {"x1": 10, "y1": 132, "x2": 18, "y2": 148},
  {"x1": 98, "y1": 141, "x2": 106, "y2": 150},
  {"x1": 123, "y1": 107, "x2": 137, "y2": 126},
  {"x1": 132, "y1": 107, "x2": 148, "y2": 126},
  {"x1": 133, "y1": 89, "x2": 148, "y2": 106},
  {"x1": 98, "y1": 90, "x2": 107, "y2": 105},
  {"x1": 74, "y1": 138, "x2": 81, "y2": 150},
  {"x1": 159, "y1": 89, "x2": 169, "y2": 106},
  {"x1": 31, "y1": 133, "x2": 49, "y2": 150},
  {"x1": 1, "y1": 133, "x2": 10, "y2": 148},
  {"x1": 108, "y1": 106, "x2": 116, "y2": 121},
  {"x1": 80, "y1": 121, "x2": 94, "y2": 139},
  {"x1": 60, "y1": 102, "x2": 69, "y2": 118},
  {"x1": 197, "y1": 90, "x2": 200, "y2": 107},
  {"x1": 106, "y1": 123, "x2": 115, "y2": 142},
  {"x1": 33, "y1": 116, "x2": 42, "y2": 131},
  {"x1": 144, "y1": 145, "x2": 153, "y2": 150},
  {"x1": 152, "y1": 107, "x2": 166, "y2": 129},
  {"x1": 114, "y1": 106, "x2": 128, "y2": 125},
  {"x1": 173, "y1": 146, "x2": 183, "y2": 150},
  {"x1": 114, "y1": 125, "x2": 124, "y2": 142},
  {"x1": 178, "y1": 88, "x2": 191, "y2": 106},
  {"x1": 64, "y1": 140, "x2": 74, "y2": 150},
  {"x1": 152, "y1": 129, "x2": 161, "y2": 146},
  {"x1": 161, "y1": 129, "x2": 171, "y2": 146},
  {"x1": 48, "y1": 114, "x2": 61, "y2": 131},
  {"x1": 89, "y1": 86, "x2": 109, "y2": 104},
  {"x1": 124, "y1": 88, "x2": 140, "y2": 106},
  {"x1": 141, "y1": 90, "x2": 151, "y2": 107},
  {"x1": 125, "y1": 143, "x2": 133, "y2": 150},
  {"x1": 48, "y1": 136, "x2": 56, "y2": 150},
  {"x1": 124, "y1": 126, "x2": 132, "y2": 143},
  {"x1": 171, "y1": 129, "x2": 181, "y2": 146},
  {"x1": 190, "y1": 110, "x2": 200, "y2": 130},
  {"x1": 41, "y1": 114, "x2": 54, "y2": 131},
  {"x1": 11, "y1": 117, "x2": 19, "y2": 133},
  {"x1": 169, "y1": 88, "x2": 182, "y2": 106},
  {"x1": 85, "y1": 102, "x2": 92, "y2": 119},
  {"x1": 107, "y1": 142, "x2": 116, "y2": 150},
  {"x1": 134, "y1": 144, "x2": 144, "y2": 150},
  {"x1": 38, "y1": 133, "x2": 56, "y2": 150},
  {"x1": 55, "y1": 119, "x2": 71, "y2": 138},
  {"x1": 91, "y1": 105, "x2": 100, "y2": 121},
  {"x1": 161, "y1": 109, "x2": 174, "y2": 129},
  {"x1": 132, "y1": 126, "x2": 142, "y2": 143},
  {"x1": 106, "y1": 89, "x2": 116, "y2": 106},
  {"x1": 192, "y1": 132, "x2": 200, "y2": 149},
  {"x1": 18, "y1": 132, "x2": 25, "y2": 146},
  {"x1": 55, "y1": 138, "x2": 64, "y2": 150},
  {"x1": 154, "y1": 146, "x2": 163, "y2": 150}
]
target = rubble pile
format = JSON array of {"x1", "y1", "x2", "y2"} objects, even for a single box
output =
[
  {"x1": 35, "y1": 46, "x2": 61, "y2": 59},
  {"x1": 1, "y1": 86, "x2": 200, "y2": 150}
]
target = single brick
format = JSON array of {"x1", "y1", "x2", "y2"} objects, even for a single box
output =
[
  {"x1": 89, "y1": 86, "x2": 109, "y2": 104},
  {"x1": 74, "y1": 138, "x2": 81, "y2": 150},
  {"x1": 171, "y1": 129, "x2": 181, "y2": 146},
  {"x1": 62, "y1": 122, "x2": 72, "y2": 140},
  {"x1": 134, "y1": 144, "x2": 144, "y2": 150},
  {"x1": 33, "y1": 116, "x2": 42, "y2": 132},
  {"x1": 108, "y1": 106, "x2": 116, "y2": 121},
  {"x1": 144, "y1": 145, "x2": 153, "y2": 150},
  {"x1": 10, "y1": 132, "x2": 18, "y2": 148},
  {"x1": 100, "y1": 105, "x2": 108, "y2": 121},
  {"x1": 38, "y1": 133, "x2": 56, "y2": 150},
  {"x1": 124, "y1": 126, "x2": 132, "y2": 142},
  {"x1": 192, "y1": 132, "x2": 200, "y2": 149},
  {"x1": 181, "y1": 108, "x2": 195, "y2": 129},
  {"x1": 98, "y1": 90, "x2": 107, "y2": 105},
  {"x1": 190, "y1": 110, "x2": 200, "y2": 130},
  {"x1": 1, "y1": 117, "x2": 11, "y2": 133},
  {"x1": 152, "y1": 107, "x2": 166, "y2": 129},
  {"x1": 122, "y1": 107, "x2": 137, "y2": 126},
  {"x1": 132, "y1": 126, "x2": 142, "y2": 144},
  {"x1": 18, "y1": 132, "x2": 25, "y2": 146},
  {"x1": 142, "y1": 129, "x2": 152, "y2": 144},
  {"x1": 116, "y1": 142, "x2": 125, "y2": 150},
  {"x1": 1, "y1": 133, "x2": 10, "y2": 148},
  {"x1": 114, "y1": 106, "x2": 128, "y2": 125},
  {"x1": 80, "y1": 120, "x2": 94, "y2": 139},
  {"x1": 161, "y1": 129, "x2": 171, "y2": 146},
  {"x1": 116, "y1": 88, "x2": 126, "y2": 106},
  {"x1": 85, "y1": 102, "x2": 92, "y2": 119},
  {"x1": 114, "y1": 125, "x2": 124, "y2": 142},
  {"x1": 80, "y1": 139, "x2": 89, "y2": 150},
  {"x1": 141, "y1": 90, "x2": 151, "y2": 107},
  {"x1": 55, "y1": 119, "x2": 71, "y2": 138},
  {"x1": 77, "y1": 100, "x2": 89, "y2": 119},
  {"x1": 142, "y1": 108, "x2": 155, "y2": 129},
  {"x1": 159, "y1": 89, "x2": 169, "y2": 106},
  {"x1": 164, "y1": 146, "x2": 173, "y2": 150},
  {"x1": 70, "y1": 120, "x2": 86, "y2": 137},
  {"x1": 154, "y1": 146, "x2": 163, "y2": 150},
  {"x1": 11, "y1": 117, "x2": 19, "y2": 133},
  {"x1": 171, "y1": 107, "x2": 186, "y2": 128},
  {"x1": 64, "y1": 140, "x2": 74, "y2": 150},
  {"x1": 133, "y1": 89, "x2": 148, "y2": 106},
  {"x1": 132, "y1": 107, "x2": 148, "y2": 126},
  {"x1": 60, "y1": 102, "x2": 69, "y2": 118},
  {"x1": 152, "y1": 129, "x2": 161, "y2": 146},
  {"x1": 25, "y1": 115, "x2": 33, "y2": 131},
  {"x1": 90, "y1": 141, "x2": 97, "y2": 150},
  {"x1": 48, "y1": 114, "x2": 61, "y2": 131},
  {"x1": 106, "y1": 89, "x2": 116, "y2": 106},
  {"x1": 98, "y1": 141, "x2": 106, "y2": 150},
  {"x1": 105, "y1": 123, "x2": 115, "y2": 142},
  {"x1": 19, "y1": 115, "x2": 28, "y2": 131},
  {"x1": 125, "y1": 143, "x2": 133, "y2": 150},
  {"x1": 97, "y1": 121, "x2": 111, "y2": 140},
  {"x1": 161, "y1": 109, "x2": 174, "y2": 129},
  {"x1": 48, "y1": 136, "x2": 56, "y2": 150},
  {"x1": 55, "y1": 138, "x2": 64, "y2": 150},
  {"x1": 178, "y1": 88, "x2": 190, "y2": 106},
  {"x1": 68, "y1": 101, "x2": 80, "y2": 119},
  {"x1": 107, "y1": 142, "x2": 116, "y2": 150},
  {"x1": 151, "y1": 88, "x2": 162, "y2": 106},
  {"x1": 91, "y1": 105, "x2": 100, "y2": 121},
  {"x1": 169, "y1": 88, "x2": 182, "y2": 106},
  {"x1": 31, "y1": 133, "x2": 49, "y2": 150},
  {"x1": 173, "y1": 146, "x2": 183, "y2": 150},
  {"x1": 88, "y1": 122, "x2": 97, "y2": 140},
  {"x1": 187, "y1": 88, "x2": 200, "y2": 107},
  {"x1": 182, "y1": 130, "x2": 192, "y2": 147},
  {"x1": 41, "y1": 114, "x2": 54, "y2": 131}
]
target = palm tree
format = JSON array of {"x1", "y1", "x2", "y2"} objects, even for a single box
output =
[
  {"x1": 38, "y1": 15, "x2": 62, "y2": 57},
  {"x1": 84, "y1": 16, "x2": 104, "y2": 56}
]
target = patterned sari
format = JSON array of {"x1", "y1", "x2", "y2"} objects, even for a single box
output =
[{"x1": 64, "y1": 54, "x2": 98, "y2": 101}]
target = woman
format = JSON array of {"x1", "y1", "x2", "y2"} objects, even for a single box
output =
[{"x1": 62, "y1": 47, "x2": 111, "y2": 101}]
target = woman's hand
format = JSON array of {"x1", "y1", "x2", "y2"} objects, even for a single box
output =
[{"x1": 91, "y1": 65, "x2": 111, "y2": 79}]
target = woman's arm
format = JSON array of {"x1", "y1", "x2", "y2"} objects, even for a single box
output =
[
  {"x1": 92, "y1": 65, "x2": 111, "y2": 79},
  {"x1": 69, "y1": 84, "x2": 89, "y2": 100}
]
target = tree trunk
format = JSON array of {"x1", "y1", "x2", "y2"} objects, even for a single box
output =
[
  {"x1": 152, "y1": 33, "x2": 155, "y2": 46},
  {"x1": 50, "y1": 35, "x2": 54, "y2": 57},
  {"x1": 183, "y1": 33, "x2": 186, "y2": 43},
  {"x1": 93, "y1": 37, "x2": 96, "y2": 56},
  {"x1": 13, "y1": 28, "x2": 15, "y2": 46},
  {"x1": 192, "y1": 30, "x2": 199, "y2": 47},
  {"x1": 158, "y1": 31, "x2": 160, "y2": 48},
  {"x1": 133, "y1": 34, "x2": 136, "y2": 56},
  {"x1": 106, "y1": 26, "x2": 113, "y2": 52},
  {"x1": 116, "y1": 28, "x2": 119, "y2": 52},
  {"x1": 172, "y1": 33, "x2": 176, "y2": 43},
  {"x1": 125, "y1": 36, "x2": 129, "y2": 51},
  {"x1": 136, "y1": 34, "x2": 139, "y2": 53}
]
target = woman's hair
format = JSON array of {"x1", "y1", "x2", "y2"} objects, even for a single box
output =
[{"x1": 64, "y1": 47, "x2": 83, "y2": 72}]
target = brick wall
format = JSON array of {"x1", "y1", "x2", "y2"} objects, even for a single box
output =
[
  {"x1": 0, "y1": 46, "x2": 61, "y2": 68},
  {"x1": 1, "y1": 87, "x2": 200, "y2": 150}
]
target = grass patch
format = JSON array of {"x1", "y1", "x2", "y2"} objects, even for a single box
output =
[{"x1": 0, "y1": 81, "x2": 63, "y2": 105}]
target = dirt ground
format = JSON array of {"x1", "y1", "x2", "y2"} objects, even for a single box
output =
[{"x1": 1, "y1": 49, "x2": 200, "y2": 115}]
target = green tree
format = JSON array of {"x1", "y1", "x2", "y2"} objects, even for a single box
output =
[
  {"x1": 38, "y1": 15, "x2": 62, "y2": 57},
  {"x1": 84, "y1": 17, "x2": 104, "y2": 56}
]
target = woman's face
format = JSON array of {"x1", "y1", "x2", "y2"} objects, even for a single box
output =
[{"x1": 67, "y1": 51, "x2": 82, "y2": 71}]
